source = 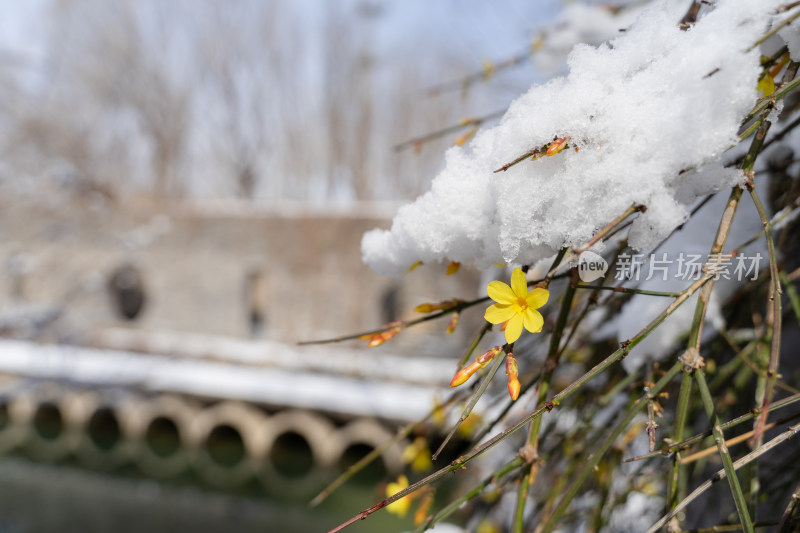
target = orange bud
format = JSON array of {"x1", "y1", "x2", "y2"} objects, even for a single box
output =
[
  {"x1": 477, "y1": 346, "x2": 502, "y2": 365},
  {"x1": 500, "y1": 320, "x2": 508, "y2": 332},
  {"x1": 446, "y1": 261, "x2": 461, "y2": 275},
  {"x1": 455, "y1": 126, "x2": 478, "y2": 147},
  {"x1": 545, "y1": 137, "x2": 569, "y2": 157},
  {"x1": 415, "y1": 298, "x2": 462, "y2": 314},
  {"x1": 414, "y1": 303, "x2": 436, "y2": 313},
  {"x1": 450, "y1": 360, "x2": 482, "y2": 387},
  {"x1": 506, "y1": 353, "x2": 520, "y2": 401},
  {"x1": 508, "y1": 378, "x2": 521, "y2": 401},
  {"x1": 769, "y1": 54, "x2": 790, "y2": 78},
  {"x1": 414, "y1": 490, "x2": 435, "y2": 526},
  {"x1": 446, "y1": 312, "x2": 459, "y2": 334},
  {"x1": 366, "y1": 324, "x2": 402, "y2": 347},
  {"x1": 441, "y1": 298, "x2": 463, "y2": 310},
  {"x1": 506, "y1": 352, "x2": 518, "y2": 377},
  {"x1": 366, "y1": 334, "x2": 386, "y2": 347}
]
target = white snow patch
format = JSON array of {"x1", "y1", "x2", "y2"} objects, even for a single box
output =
[{"x1": 363, "y1": 0, "x2": 780, "y2": 277}]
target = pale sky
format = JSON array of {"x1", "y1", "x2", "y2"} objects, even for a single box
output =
[{"x1": 0, "y1": 0, "x2": 559, "y2": 84}]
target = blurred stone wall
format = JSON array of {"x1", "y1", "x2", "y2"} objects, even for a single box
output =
[{"x1": 0, "y1": 197, "x2": 482, "y2": 354}]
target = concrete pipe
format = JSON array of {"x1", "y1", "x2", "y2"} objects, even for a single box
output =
[
  {"x1": 70, "y1": 391, "x2": 138, "y2": 471},
  {"x1": 333, "y1": 418, "x2": 405, "y2": 475},
  {"x1": 258, "y1": 410, "x2": 341, "y2": 496},
  {"x1": 127, "y1": 395, "x2": 200, "y2": 479},
  {"x1": 8, "y1": 383, "x2": 81, "y2": 461},
  {"x1": 189, "y1": 401, "x2": 268, "y2": 488},
  {"x1": 0, "y1": 393, "x2": 25, "y2": 454}
]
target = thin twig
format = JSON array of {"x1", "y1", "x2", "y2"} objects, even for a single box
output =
[
  {"x1": 412, "y1": 457, "x2": 524, "y2": 533},
  {"x1": 433, "y1": 347, "x2": 508, "y2": 460},
  {"x1": 574, "y1": 284, "x2": 682, "y2": 298},
  {"x1": 538, "y1": 363, "x2": 683, "y2": 533},
  {"x1": 694, "y1": 369, "x2": 754, "y2": 533},
  {"x1": 647, "y1": 422, "x2": 800, "y2": 533},
  {"x1": 573, "y1": 204, "x2": 644, "y2": 254},
  {"x1": 749, "y1": 7, "x2": 800, "y2": 51},
  {"x1": 746, "y1": 182, "x2": 783, "y2": 447},
  {"x1": 394, "y1": 109, "x2": 506, "y2": 152},
  {"x1": 679, "y1": 421, "x2": 778, "y2": 465},
  {"x1": 309, "y1": 392, "x2": 461, "y2": 507},
  {"x1": 777, "y1": 481, "x2": 800, "y2": 532},
  {"x1": 740, "y1": 75, "x2": 800, "y2": 128},
  {"x1": 624, "y1": 392, "x2": 800, "y2": 462},
  {"x1": 327, "y1": 273, "x2": 714, "y2": 533},
  {"x1": 513, "y1": 270, "x2": 577, "y2": 533},
  {"x1": 426, "y1": 48, "x2": 531, "y2": 97}
]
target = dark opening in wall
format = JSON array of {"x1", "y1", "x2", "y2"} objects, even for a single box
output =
[
  {"x1": 206, "y1": 424, "x2": 246, "y2": 468},
  {"x1": 87, "y1": 407, "x2": 121, "y2": 452},
  {"x1": 0, "y1": 401, "x2": 8, "y2": 431},
  {"x1": 33, "y1": 402, "x2": 63, "y2": 441},
  {"x1": 145, "y1": 416, "x2": 180, "y2": 458},
  {"x1": 338, "y1": 443, "x2": 386, "y2": 483},
  {"x1": 108, "y1": 264, "x2": 146, "y2": 320},
  {"x1": 270, "y1": 431, "x2": 313, "y2": 477}
]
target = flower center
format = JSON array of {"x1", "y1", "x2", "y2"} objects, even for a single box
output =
[{"x1": 516, "y1": 297, "x2": 528, "y2": 311}]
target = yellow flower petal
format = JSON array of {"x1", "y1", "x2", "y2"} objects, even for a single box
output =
[
  {"x1": 522, "y1": 308, "x2": 544, "y2": 333},
  {"x1": 484, "y1": 303, "x2": 516, "y2": 324},
  {"x1": 487, "y1": 280, "x2": 516, "y2": 305},
  {"x1": 526, "y1": 287, "x2": 549, "y2": 309},
  {"x1": 757, "y1": 75, "x2": 775, "y2": 97},
  {"x1": 504, "y1": 314, "x2": 524, "y2": 344},
  {"x1": 510, "y1": 268, "x2": 528, "y2": 298},
  {"x1": 386, "y1": 475, "x2": 411, "y2": 517}
]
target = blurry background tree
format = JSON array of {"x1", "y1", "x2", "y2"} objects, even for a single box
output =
[{"x1": 0, "y1": 0, "x2": 548, "y2": 205}]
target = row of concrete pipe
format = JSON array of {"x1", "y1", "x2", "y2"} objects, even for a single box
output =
[{"x1": 0, "y1": 383, "x2": 405, "y2": 491}]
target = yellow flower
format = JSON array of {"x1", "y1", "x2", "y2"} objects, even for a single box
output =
[
  {"x1": 757, "y1": 75, "x2": 775, "y2": 97},
  {"x1": 386, "y1": 475, "x2": 412, "y2": 517},
  {"x1": 402, "y1": 437, "x2": 433, "y2": 473},
  {"x1": 484, "y1": 267, "x2": 548, "y2": 344}
]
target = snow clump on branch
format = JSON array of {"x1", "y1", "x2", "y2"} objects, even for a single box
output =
[{"x1": 362, "y1": 0, "x2": 785, "y2": 277}]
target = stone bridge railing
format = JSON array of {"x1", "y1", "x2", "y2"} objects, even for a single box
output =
[
  {"x1": 0, "y1": 381, "x2": 404, "y2": 495},
  {"x1": 0, "y1": 334, "x2": 460, "y2": 494}
]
